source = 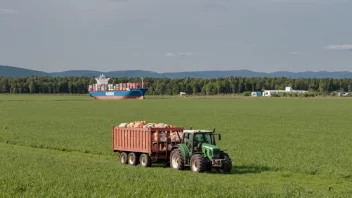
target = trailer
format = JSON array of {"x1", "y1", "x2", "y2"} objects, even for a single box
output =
[{"x1": 112, "y1": 126, "x2": 184, "y2": 167}]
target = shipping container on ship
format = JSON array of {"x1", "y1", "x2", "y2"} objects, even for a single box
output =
[{"x1": 88, "y1": 74, "x2": 148, "y2": 100}]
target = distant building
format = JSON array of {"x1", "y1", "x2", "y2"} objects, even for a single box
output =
[
  {"x1": 180, "y1": 92, "x2": 187, "y2": 96},
  {"x1": 251, "y1": 92, "x2": 262, "y2": 97},
  {"x1": 262, "y1": 87, "x2": 308, "y2": 97},
  {"x1": 337, "y1": 92, "x2": 351, "y2": 97}
]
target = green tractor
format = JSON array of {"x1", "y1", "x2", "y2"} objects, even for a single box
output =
[{"x1": 169, "y1": 129, "x2": 232, "y2": 173}]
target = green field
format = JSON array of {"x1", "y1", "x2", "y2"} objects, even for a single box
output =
[{"x1": 1, "y1": 94, "x2": 352, "y2": 197}]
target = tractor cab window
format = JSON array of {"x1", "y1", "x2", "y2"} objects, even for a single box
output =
[
  {"x1": 183, "y1": 133, "x2": 193, "y2": 149},
  {"x1": 183, "y1": 133, "x2": 189, "y2": 141},
  {"x1": 194, "y1": 133, "x2": 212, "y2": 145}
]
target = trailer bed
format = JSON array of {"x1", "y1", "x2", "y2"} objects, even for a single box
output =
[{"x1": 112, "y1": 126, "x2": 184, "y2": 160}]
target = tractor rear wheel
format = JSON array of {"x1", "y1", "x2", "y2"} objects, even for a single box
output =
[
  {"x1": 120, "y1": 152, "x2": 128, "y2": 164},
  {"x1": 190, "y1": 154, "x2": 208, "y2": 173},
  {"x1": 139, "y1": 154, "x2": 152, "y2": 168},
  {"x1": 128, "y1": 152, "x2": 138, "y2": 166},
  {"x1": 170, "y1": 148, "x2": 184, "y2": 170},
  {"x1": 220, "y1": 152, "x2": 232, "y2": 173}
]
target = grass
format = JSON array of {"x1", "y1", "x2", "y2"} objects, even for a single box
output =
[{"x1": 1, "y1": 94, "x2": 352, "y2": 197}]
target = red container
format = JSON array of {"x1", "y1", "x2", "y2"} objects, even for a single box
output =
[{"x1": 112, "y1": 126, "x2": 184, "y2": 162}]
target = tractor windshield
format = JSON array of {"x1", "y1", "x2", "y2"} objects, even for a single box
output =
[{"x1": 194, "y1": 133, "x2": 213, "y2": 145}]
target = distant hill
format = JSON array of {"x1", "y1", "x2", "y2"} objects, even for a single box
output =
[
  {"x1": 1, "y1": 65, "x2": 352, "y2": 79},
  {"x1": 106, "y1": 70, "x2": 163, "y2": 78},
  {"x1": 50, "y1": 70, "x2": 102, "y2": 77},
  {"x1": 51, "y1": 70, "x2": 164, "y2": 78},
  {"x1": 162, "y1": 70, "x2": 268, "y2": 78},
  {"x1": 0, "y1": 65, "x2": 49, "y2": 77}
]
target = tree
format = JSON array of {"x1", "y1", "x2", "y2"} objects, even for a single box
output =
[
  {"x1": 29, "y1": 81, "x2": 36, "y2": 94},
  {"x1": 0, "y1": 76, "x2": 352, "y2": 95},
  {"x1": 11, "y1": 83, "x2": 17, "y2": 94}
]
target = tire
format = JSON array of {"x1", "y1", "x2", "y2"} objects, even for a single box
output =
[
  {"x1": 190, "y1": 154, "x2": 208, "y2": 173},
  {"x1": 139, "y1": 154, "x2": 152, "y2": 168},
  {"x1": 206, "y1": 158, "x2": 212, "y2": 172},
  {"x1": 128, "y1": 152, "x2": 138, "y2": 166},
  {"x1": 220, "y1": 152, "x2": 232, "y2": 173},
  {"x1": 170, "y1": 148, "x2": 184, "y2": 170},
  {"x1": 165, "y1": 160, "x2": 170, "y2": 167},
  {"x1": 120, "y1": 152, "x2": 128, "y2": 164}
]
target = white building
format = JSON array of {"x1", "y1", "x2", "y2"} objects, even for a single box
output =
[
  {"x1": 337, "y1": 92, "x2": 351, "y2": 97},
  {"x1": 251, "y1": 92, "x2": 262, "y2": 97},
  {"x1": 263, "y1": 87, "x2": 308, "y2": 96}
]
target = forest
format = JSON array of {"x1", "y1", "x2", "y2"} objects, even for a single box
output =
[{"x1": 0, "y1": 76, "x2": 351, "y2": 95}]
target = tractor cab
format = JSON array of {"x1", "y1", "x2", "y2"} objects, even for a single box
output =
[{"x1": 181, "y1": 129, "x2": 221, "y2": 158}]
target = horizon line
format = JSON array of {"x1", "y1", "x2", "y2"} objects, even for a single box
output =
[{"x1": 1, "y1": 65, "x2": 351, "y2": 74}]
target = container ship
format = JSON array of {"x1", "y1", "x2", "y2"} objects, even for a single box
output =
[{"x1": 88, "y1": 74, "x2": 148, "y2": 100}]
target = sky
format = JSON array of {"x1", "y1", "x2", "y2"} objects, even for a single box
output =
[{"x1": 0, "y1": 0, "x2": 352, "y2": 73}]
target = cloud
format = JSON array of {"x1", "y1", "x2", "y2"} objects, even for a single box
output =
[
  {"x1": 0, "y1": 9, "x2": 18, "y2": 16},
  {"x1": 165, "y1": 52, "x2": 176, "y2": 57},
  {"x1": 326, "y1": 44, "x2": 352, "y2": 51},
  {"x1": 165, "y1": 52, "x2": 193, "y2": 57}
]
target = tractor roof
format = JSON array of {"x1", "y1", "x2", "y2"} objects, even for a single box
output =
[{"x1": 183, "y1": 130, "x2": 213, "y2": 134}]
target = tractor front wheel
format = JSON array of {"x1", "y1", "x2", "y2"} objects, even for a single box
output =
[
  {"x1": 220, "y1": 152, "x2": 232, "y2": 173},
  {"x1": 170, "y1": 148, "x2": 184, "y2": 170},
  {"x1": 190, "y1": 154, "x2": 208, "y2": 173},
  {"x1": 206, "y1": 159, "x2": 212, "y2": 172}
]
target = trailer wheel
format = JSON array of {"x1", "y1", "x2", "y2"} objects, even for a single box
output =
[
  {"x1": 170, "y1": 148, "x2": 184, "y2": 170},
  {"x1": 128, "y1": 152, "x2": 138, "y2": 165},
  {"x1": 120, "y1": 152, "x2": 128, "y2": 164},
  {"x1": 139, "y1": 154, "x2": 152, "y2": 168}
]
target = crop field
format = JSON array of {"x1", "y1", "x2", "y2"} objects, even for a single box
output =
[{"x1": 1, "y1": 94, "x2": 352, "y2": 197}]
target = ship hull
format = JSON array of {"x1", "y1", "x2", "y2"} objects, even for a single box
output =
[{"x1": 89, "y1": 88, "x2": 148, "y2": 100}]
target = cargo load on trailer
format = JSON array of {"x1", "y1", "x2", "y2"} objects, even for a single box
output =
[
  {"x1": 118, "y1": 121, "x2": 177, "y2": 128},
  {"x1": 112, "y1": 122, "x2": 232, "y2": 173}
]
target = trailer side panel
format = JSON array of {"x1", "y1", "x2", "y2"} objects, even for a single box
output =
[{"x1": 113, "y1": 127, "x2": 152, "y2": 154}]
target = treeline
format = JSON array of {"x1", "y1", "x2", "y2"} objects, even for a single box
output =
[{"x1": 0, "y1": 76, "x2": 351, "y2": 95}]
